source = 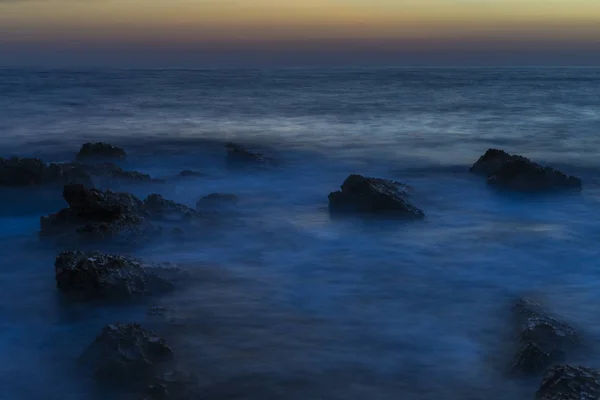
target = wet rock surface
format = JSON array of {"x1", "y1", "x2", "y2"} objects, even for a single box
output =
[
  {"x1": 80, "y1": 323, "x2": 172, "y2": 384},
  {"x1": 536, "y1": 365, "x2": 600, "y2": 400},
  {"x1": 0, "y1": 157, "x2": 93, "y2": 187},
  {"x1": 511, "y1": 299, "x2": 581, "y2": 375},
  {"x1": 55, "y1": 250, "x2": 175, "y2": 300},
  {"x1": 328, "y1": 174, "x2": 424, "y2": 217},
  {"x1": 470, "y1": 149, "x2": 582, "y2": 192},
  {"x1": 76, "y1": 142, "x2": 127, "y2": 161}
]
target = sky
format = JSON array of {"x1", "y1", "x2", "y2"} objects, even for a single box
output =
[{"x1": 0, "y1": 0, "x2": 599, "y2": 67}]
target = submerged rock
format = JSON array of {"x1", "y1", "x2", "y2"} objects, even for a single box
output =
[
  {"x1": 41, "y1": 185, "x2": 197, "y2": 243},
  {"x1": 55, "y1": 250, "x2": 174, "y2": 300},
  {"x1": 76, "y1": 142, "x2": 126, "y2": 161},
  {"x1": 178, "y1": 170, "x2": 204, "y2": 178},
  {"x1": 511, "y1": 299, "x2": 580, "y2": 375},
  {"x1": 0, "y1": 157, "x2": 93, "y2": 187},
  {"x1": 81, "y1": 323, "x2": 172, "y2": 384},
  {"x1": 225, "y1": 142, "x2": 275, "y2": 166},
  {"x1": 328, "y1": 174, "x2": 424, "y2": 217},
  {"x1": 196, "y1": 193, "x2": 238, "y2": 210},
  {"x1": 470, "y1": 149, "x2": 582, "y2": 192},
  {"x1": 536, "y1": 365, "x2": 600, "y2": 400}
]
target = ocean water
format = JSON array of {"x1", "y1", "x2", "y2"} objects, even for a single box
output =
[{"x1": 1, "y1": 67, "x2": 600, "y2": 399}]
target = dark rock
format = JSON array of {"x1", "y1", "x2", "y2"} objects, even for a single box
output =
[
  {"x1": 536, "y1": 365, "x2": 600, "y2": 400},
  {"x1": 225, "y1": 142, "x2": 275, "y2": 166},
  {"x1": 470, "y1": 149, "x2": 582, "y2": 192},
  {"x1": 142, "y1": 370, "x2": 198, "y2": 400},
  {"x1": 0, "y1": 157, "x2": 93, "y2": 187},
  {"x1": 328, "y1": 174, "x2": 424, "y2": 217},
  {"x1": 196, "y1": 193, "x2": 238, "y2": 210},
  {"x1": 41, "y1": 184, "x2": 154, "y2": 242},
  {"x1": 143, "y1": 194, "x2": 199, "y2": 221},
  {"x1": 76, "y1": 142, "x2": 126, "y2": 161},
  {"x1": 81, "y1": 162, "x2": 153, "y2": 182},
  {"x1": 55, "y1": 250, "x2": 174, "y2": 300},
  {"x1": 511, "y1": 299, "x2": 580, "y2": 375},
  {"x1": 81, "y1": 323, "x2": 172, "y2": 384}
]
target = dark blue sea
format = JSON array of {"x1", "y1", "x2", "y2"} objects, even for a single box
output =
[{"x1": 1, "y1": 68, "x2": 600, "y2": 399}]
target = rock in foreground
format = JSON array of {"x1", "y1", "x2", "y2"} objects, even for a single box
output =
[
  {"x1": 511, "y1": 299, "x2": 580, "y2": 375},
  {"x1": 0, "y1": 157, "x2": 93, "y2": 187},
  {"x1": 328, "y1": 174, "x2": 424, "y2": 217},
  {"x1": 76, "y1": 142, "x2": 126, "y2": 161},
  {"x1": 55, "y1": 250, "x2": 175, "y2": 300},
  {"x1": 536, "y1": 365, "x2": 600, "y2": 400},
  {"x1": 81, "y1": 323, "x2": 172, "y2": 384},
  {"x1": 470, "y1": 149, "x2": 582, "y2": 192}
]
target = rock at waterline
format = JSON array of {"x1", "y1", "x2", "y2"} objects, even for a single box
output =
[
  {"x1": 196, "y1": 193, "x2": 238, "y2": 210},
  {"x1": 328, "y1": 174, "x2": 424, "y2": 217},
  {"x1": 55, "y1": 250, "x2": 177, "y2": 300},
  {"x1": 142, "y1": 370, "x2": 199, "y2": 400},
  {"x1": 178, "y1": 170, "x2": 204, "y2": 178},
  {"x1": 511, "y1": 298, "x2": 581, "y2": 375},
  {"x1": 225, "y1": 142, "x2": 275, "y2": 166},
  {"x1": 41, "y1": 184, "x2": 200, "y2": 242},
  {"x1": 80, "y1": 323, "x2": 172, "y2": 384},
  {"x1": 76, "y1": 142, "x2": 126, "y2": 161},
  {"x1": 0, "y1": 157, "x2": 93, "y2": 187},
  {"x1": 470, "y1": 149, "x2": 582, "y2": 192},
  {"x1": 80, "y1": 162, "x2": 155, "y2": 182},
  {"x1": 536, "y1": 365, "x2": 600, "y2": 400}
]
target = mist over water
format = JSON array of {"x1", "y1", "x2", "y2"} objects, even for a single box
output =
[{"x1": 1, "y1": 67, "x2": 600, "y2": 399}]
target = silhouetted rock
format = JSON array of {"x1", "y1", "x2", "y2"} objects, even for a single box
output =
[
  {"x1": 142, "y1": 370, "x2": 199, "y2": 400},
  {"x1": 143, "y1": 194, "x2": 199, "y2": 221},
  {"x1": 0, "y1": 157, "x2": 93, "y2": 187},
  {"x1": 328, "y1": 174, "x2": 424, "y2": 217},
  {"x1": 470, "y1": 149, "x2": 582, "y2": 192},
  {"x1": 55, "y1": 250, "x2": 174, "y2": 300},
  {"x1": 81, "y1": 323, "x2": 172, "y2": 384},
  {"x1": 511, "y1": 299, "x2": 580, "y2": 375},
  {"x1": 76, "y1": 142, "x2": 126, "y2": 161},
  {"x1": 536, "y1": 365, "x2": 600, "y2": 400},
  {"x1": 196, "y1": 193, "x2": 238, "y2": 210},
  {"x1": 225, "y1": 142, "x2": 275, "y2": 167},
  {"x1": 81, "y1": 162, "x2": 153, "y2": 182}
]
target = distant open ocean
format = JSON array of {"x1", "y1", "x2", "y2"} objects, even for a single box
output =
[{"x1": 1, "y1": 67, "x2": 600, "y2": 399}]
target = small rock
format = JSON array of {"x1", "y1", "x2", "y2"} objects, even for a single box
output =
[
  {"x1": 536, "y1": 365, "x2": 600, "y2": 400},
  {"x1": 81, "y1": 323, "x2": 172, "y2": 384},
  {"x1": 76, "y1": 142, "x2": 126, "y2": 161},
  {"x1": 511, "y1": 298, "x2": 580, "y2": 375},
  {"x1": 225, "y1": 142, "x2": 274, "y2": 166},
  {"x1": 55, "y1": 250, "x2": 174, "y2": 300},
  {"x1": 196, "y1": 193, "x2": 238, "y2": 210},
  {"x1": 470, "y1": 149, "x2": 582, "y2": 192},
  {"x1": 143, "y1": 194, "x2": 199, "y2": 221},
  {"x1": 328, "y1": 174, "x2": 424, "y2": 217}
]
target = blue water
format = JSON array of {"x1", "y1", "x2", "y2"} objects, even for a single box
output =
[{"x1": 1, "y1": 68, "x2": 600, "y2": 399}]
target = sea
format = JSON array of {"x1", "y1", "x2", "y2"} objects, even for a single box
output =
[{"x1": 0, "y1": 67, "x2": 600, "y2": 399}]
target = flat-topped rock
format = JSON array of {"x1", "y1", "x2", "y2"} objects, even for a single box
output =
[
  {"x1": 328, "y1": 174, "x2": 424, "y2": 217},
  {"x1": 81, "y1": 323, "x2": 172, "y2": 384},
  {"x1": 0, "y1": 157, "x2": 93, "y2": 187},
  {"x1": 470, "y1": 149, "x2": 582, "y2": 192},
  {"x1": 55, "y1": 250, "x2": 176, "y2": 300},
  {"x1": 76, "y1": 142, "x2": 126, "y2": 161},
  {"x1": 511, "y1": 298, "x2": 581, "y2": 375},
  {"x1": 536, "y1": 365, "x2": 600, "y2": 400}
]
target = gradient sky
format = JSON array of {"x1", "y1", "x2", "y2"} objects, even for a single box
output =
[{"x1": 0, "y1": 0, "x2": 599, "y2": 67}]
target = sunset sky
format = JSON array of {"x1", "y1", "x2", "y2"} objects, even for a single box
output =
[{"x1": 0, "y1": 0, "x2": 599, "y2": 66}]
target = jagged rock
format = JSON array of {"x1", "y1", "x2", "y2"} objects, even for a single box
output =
[
  {"x1": 0, "y1": 157, "x2": 93, "y2": 187},
  {"x1": 143, "y1": 194, "x2": 199, "y2": 221},
  {"x1": 196, "y1": 193, "x2": 238, "y2": 210},
  {"x1": 328, "y1": 174, "x2": 424, "y2": 217},
  {"x1": 511, "y1": 299, "x2": 580, "y2": 375},
  {"x1": 470, "y1": 149, "x2": 582, "y2": 191},
  {"x1": 536, "y1": 365, "x2": 600, "y2": 400},
  {"x1": 41, "y1": 184, "x2": 153, "y2": 242},
  {"x1": 55, "y1": 250, "x2": 174, "y2": 300},
  {"x1": 81, "y1": 323, "x2": 172, "y2": 384},
  {"x1": 225, "y1": 142, "x2": 275, "y2": 166},
  {"x1": 76, "y1": 142, "x2": 126, "y2": 161}
]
